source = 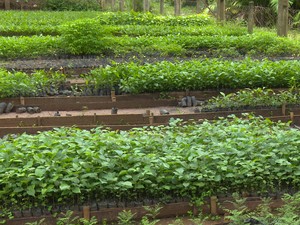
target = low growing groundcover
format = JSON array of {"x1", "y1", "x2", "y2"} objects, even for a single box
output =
[{"x1": 0, "y1": 115, "x2": 300, "y2": 212}]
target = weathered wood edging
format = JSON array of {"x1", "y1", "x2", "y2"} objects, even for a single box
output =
[
  {"x1": 0, "y1": 90, "x2": 237, "y2": 111},
  {"x1": 0, "y1": 107, "x2": 298, "y2": 137}
]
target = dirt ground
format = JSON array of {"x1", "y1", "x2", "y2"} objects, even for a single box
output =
[
  {"x1": 0, "y1": 106, "x2": 198, "y2": 119},
  {"x1": 1, "y1": 56, "x2": 299, "y2": 72}
]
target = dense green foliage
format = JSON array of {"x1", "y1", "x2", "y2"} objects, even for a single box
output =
[
  {"x1": 87, "y1": 59, "x2": 300, "y2": 94},
  {"x1": 201, "y1": 88, "x2": 300, "y2": 111},
  {"x1": 1, "y1": 59, "x2": 300, "y2": 98},
  {"x1": 111, "y1": 24, "x2": 247, "y2": 37},
  {"x1": 0, "y1": 31, "x2": 298, "y2": 59},
  {"x1": 0, "y1": 12, "x2": 298, "y2": 59},
  {"x1": 96, "y1": 12, "x2": 214, "y2": 26},
  {"x1": 0, "y1": 11, "x2": 101, "y2": 36},
  {"x1": 0, "y1": 70, "x2": 66, "y2": 98},
  {"x1": 0, "y1": 11, "x2": 213, "y2": 36},
  {"x1": 0, "y1": 115, "x2": 299, "y2": 211},
  {"x1": 0, "y1": 35, "x2": 60, "y2": 59},
  {"x1": 176, "y1": 33, "x2": 300, "y2": 56}
]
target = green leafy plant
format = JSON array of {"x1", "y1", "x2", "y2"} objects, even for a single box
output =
[
  {"x1": 143, "y1": 203, "x2": 163, "y2": 220},
  {"x1": 79, "y1": 216, "x2": 98, "y2": 225},
  {"x1": 25, "y1": 218, "x2": 46, "y2": 225},
  {"x1": 117, "y1": 210, "x2": 136, "y2": 225},
  {"x1": 24, "y1": 212, "x2": 98, "y2": 225},
  {"x1": 0, "y1": 69, "x2": 66, "y2": 98},
  {"x1": 189, "y1": 192, "x2": 212, "y2": 224},
  {"x1": 248, "y1": 197, "x2": 274, "y2": 225},
  {"x1": 168, "y1": 218, "x2": 185, "y2": 225},
  {"x1": 274, "y1": 193, "x2": 300, "y2": 225},
  {"x1": 224, "y1": 193, "x2": 249, "y2": 225},
  {"x1": 222, "y1": 192, "x2": 300, "y2": 225},
  {"x1": 140, "y1": 216, "x2": 159, "y2": 225},
  {"x1": 0, "y1": 209, "x2": 13, "y2": 224},
  {"x1": 56, "y1": 211, "x2": 79, "y2": 225}
]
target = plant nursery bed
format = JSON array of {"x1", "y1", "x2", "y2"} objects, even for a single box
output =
[
  {"x1": 5, "y1": 56, "x2": 296, "y2": 74},
  {"x1": 1, "y1": 90, "x2": 232, "y2": 111},
  {"x1": 1, "y1": 95, "x2": 177, "y2": 111},
  {"x1": 0, "y1": 106, "x2": 297, "y2": 137}
]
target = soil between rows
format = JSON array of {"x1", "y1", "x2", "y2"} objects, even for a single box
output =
[
  {"x1": 0, "y1": 106, "x2": 197, "y2": 119},
  {"x1": 1, "y1": 56, "x2": 300, "y2": 73}
]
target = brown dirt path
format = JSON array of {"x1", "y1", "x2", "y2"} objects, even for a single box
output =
[{"x1": 0, "y1": 106, "x2": 198, "y2": 119}]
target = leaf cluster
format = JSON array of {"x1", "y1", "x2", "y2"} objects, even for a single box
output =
[
  {"x1": 0, "y1": 11, "x2": 101, "y2": 36},
  {"x1": 0, "y1": 69, "x2": 66, "y2": 98},
  {"x1": 0, "y1": 11, "x2": 213, "y2": 36},
  {"x1": 0, "y1": 35, "x2": 60, "y2": 59}
]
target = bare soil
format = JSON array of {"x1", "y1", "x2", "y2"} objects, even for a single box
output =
[
  {"x1": 2, "y1": 56, "x2": 299, "y2": 74},
  {"x1": 0, "y1": 106, "x2": 198, "y2": 119}
]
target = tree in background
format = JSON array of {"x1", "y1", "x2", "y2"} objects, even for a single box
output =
[
  {"x1": 132, "y1": 0, "x2": 143, "y2": 11},
  {"x1": 220, "y1": 0, "x2": 298, "y2": 27}
]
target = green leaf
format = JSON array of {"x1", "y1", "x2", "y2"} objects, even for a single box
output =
[
  {"x1": 118, "y1": 181, "x2": 133, "y2": 188},
  {"x1": 183, "y1": 182, "x2": 189, "y2": 187},
  {"x1": 35, "y1": 167, "x2": 46, "y2": 177},
  {"x1": 214, "y1": 175, "x2": 221, "y2": 182},
  {"x1": 72, "y1": 187, "x2": 81, "y2": 194},
  {"x1": 27, "y1": 185, "x2": 35, "y2": 197},
  {"x1": 59, "y1": 183, "x2": 71, "y2": 191}
]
